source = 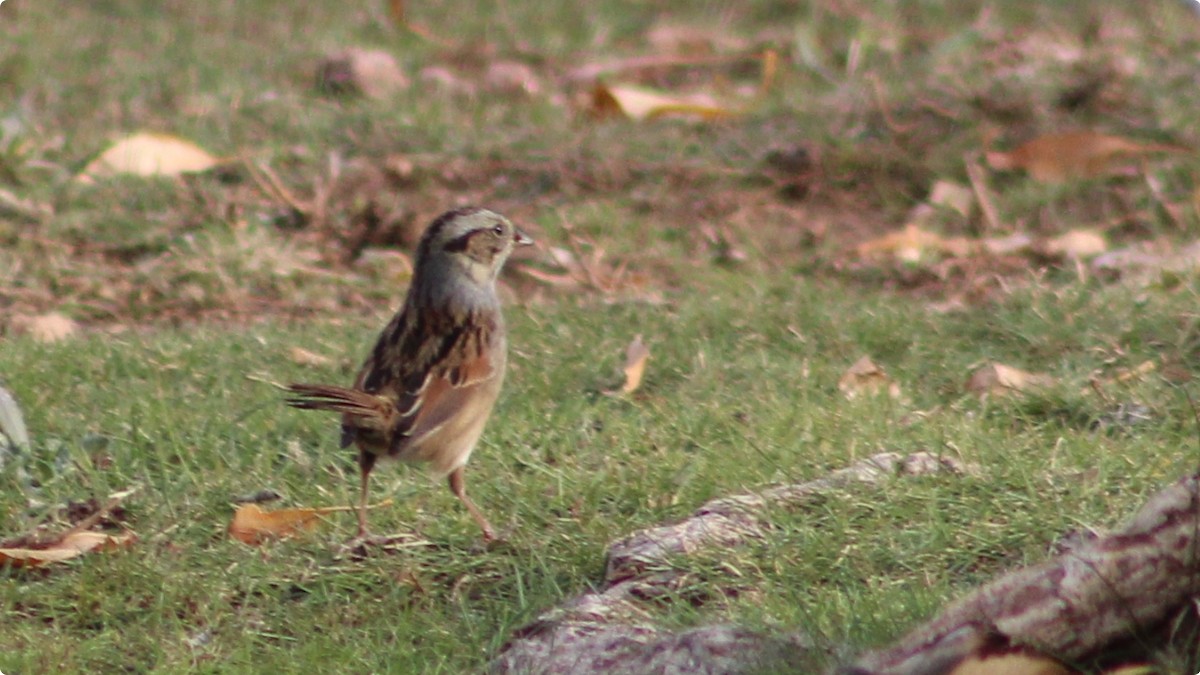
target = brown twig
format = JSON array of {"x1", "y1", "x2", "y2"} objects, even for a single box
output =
[
  {"x1": 46, "y1": 486, "x2": 139, "y2": 545},
  {"x1": 965, "y1": 154, "x2": 1002, "y2": 232},
  {"x1": 1143, "y1": 166, "x2": 1185, "y2": 230},
  {"x1": 244, "y1": 159, "x2": 312, "y2": 216},
  {"x1": 868, "y1": 73, "x2": 918, "y2": 134}
]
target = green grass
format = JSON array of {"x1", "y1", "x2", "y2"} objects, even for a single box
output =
[
  {"x1": 4, "y1": 0, "x2": 1200, "y2": 671},
  {"x1": 4, "y1": 277, "x2": 1200, "y2": 671}
]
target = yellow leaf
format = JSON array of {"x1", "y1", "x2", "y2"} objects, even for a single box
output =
[
  {"x1": 855, "y1": 224, "x2": 973, "y2": 262},
  {"x1": 228, "y1": 504, "x2": 328, "y2": 545},
  {"x1": 985, "y1": 131, "x2": 1189, "y2": 183},
  {"x1": 228, "y1": 501, "x2": 392, "y2": 545},
  {"x1": 838, "y1": 356, "x2": 901, "y2": 400},
  {"x1": 0, "y1": 531, "x2": 136, "y2": 569},
  {"x1": 965, "y1": 363, "x2": 1056, "y2": 397},
  {"x1": 79, "y1": 132, "x2": 219, "y2": 181},
  {"x1": 591, "y1": 83, "x2": 739, "y2": 121},
  {"x1": 606, "y1": 335, "x2": 651, "y2": 396}
]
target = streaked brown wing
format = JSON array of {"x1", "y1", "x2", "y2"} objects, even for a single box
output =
[
  {"x1": 392, "y1": 363, "x2": 494, "y2": 453},
  {"x1": 348, "y1": 304, "x2": 500, "y2": 451}
]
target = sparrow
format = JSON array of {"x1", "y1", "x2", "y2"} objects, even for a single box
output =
[{"x1": 286, "y1": 206, "x2": 532, "y2": 541}]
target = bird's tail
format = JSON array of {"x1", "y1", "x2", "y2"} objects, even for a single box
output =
[{"x1": 286, "y1": 384, "x2": 390, "y2": 428}]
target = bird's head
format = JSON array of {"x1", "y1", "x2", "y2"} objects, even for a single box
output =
[{"x1": 416, "y1": 207, "x2": 533, "y2": 287}]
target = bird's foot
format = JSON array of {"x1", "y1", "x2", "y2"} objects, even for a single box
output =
[
  {"x1": 336, "y1": 531, "x2": 431, "y2": 558},
  {"x1": 469, "y1": 526, "x2": 513, "y2": 554}
]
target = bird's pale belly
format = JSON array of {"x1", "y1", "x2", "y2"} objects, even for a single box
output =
[{"x1": 393, "y1": 388, "x2": 499, "y2": 475}]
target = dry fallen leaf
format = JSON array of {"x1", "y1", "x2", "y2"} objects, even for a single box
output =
[
  {"x1": 383, "y1": 0, "x2": 444, "y2": 43},
  {"x1": 985, "y1": 131, "x2": 1190, "y2": 183},
  {"x1": 965, "y1": 363, "x2": 1056, "y2": 397},
  {"x1": 928, "y1": 180, "x2": 974, "y2": 218},
  {"x1": 12, "y1": 312, "x2": 79, "y2": 343},
  {"x1": 1083, "y1": 360, "x2": 1156, "y2": 396},
  {"x1": 1041, "y1": 228, "x2": 1107, "y2": 259},
  {"x1": 838, "y1": 356, "x2": 901, "y2": 400},
  {"x1": 981, "y1": 232, "x2": 1034, "y2": 256},
  {"x1": 0, "y1": 531, "x2": 137, "y2": 568},
  {"x1": 228, "y1": 500, "x2": 392, "y2": 545},
  {"x1": 289, "y1": 346, "x2": 333, "y2": 368},
  {"x1": 0, "y1": 486, "x2": 138, "y2": 568},
  {"x1": 856, "y1": 223, "x2": 973, "y2": 262},
  {"x1": 591, "y1": 83, "x2": 739, "y2": 121},
  {"x1": 388, "y1": 0, "x2": 404, "y2": 26},
  {"x1": 606, "y1": 335, "x2": 651, "y2": 396},
  {"x1": 78, "y1": 131, "x2": 219, "y2": 182},
  {"x1": 228, "y1": 504, "x2": 331, "y2": 545},
  {"x1": 759, "y1": 49, "x2": 779, "y2": 94}
]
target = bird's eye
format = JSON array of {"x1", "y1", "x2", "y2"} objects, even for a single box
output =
[{"x1": 492, "y1": 224, "x2": 505, "y2": 237}]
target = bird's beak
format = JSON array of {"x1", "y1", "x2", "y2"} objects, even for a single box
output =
[{"x1": 514, "y1": 229, "x2": 535, "y2": 247}]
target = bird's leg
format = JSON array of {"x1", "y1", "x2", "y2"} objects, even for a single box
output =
[
  {"x1": 448, "y1": 466, "x2": 495, "y2": 541},
  {"x1": 356, "y1": 451, "x2": 377, "y2": 539}
]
